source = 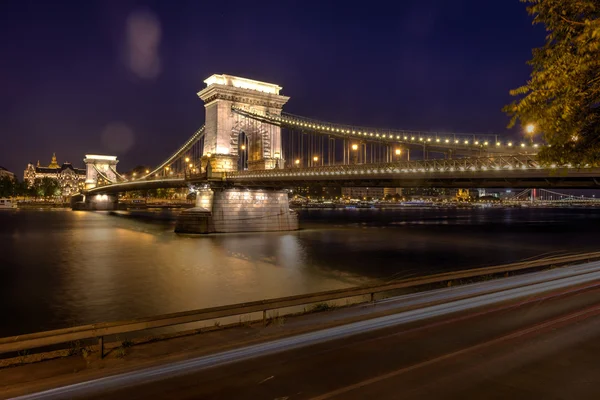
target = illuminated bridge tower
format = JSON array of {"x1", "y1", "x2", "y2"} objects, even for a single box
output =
[
  {"x1": 197, "y1": 74, "x2": 289, "y2": 172},
  {"x1": 83, "y1": 154, "x2": 119, "y2": 189}
]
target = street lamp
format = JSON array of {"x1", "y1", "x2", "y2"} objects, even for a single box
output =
[
  {"x1": 241, "y1": 144, "x2": 246, "y2": 150},
  {"x1": 145, "y1": 170, "x2": 149, "y2": 174},
  {"x1": 185, "y1": 157, "x2": 190, "y2": 163},
  {"x1": 526, "y1": 124, "x2": 535, "y2": 135},
  {"x1": 352, "y1": 144, "x2": 358, "y2": 151},
  {"x1": 189, "y1": 163, "x2": 193, "y2": 168},
  {"x1": 295, "y1": 159, "x2": 300, "y2": 167}
]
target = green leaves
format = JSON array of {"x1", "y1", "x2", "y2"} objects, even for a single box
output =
[{"x1": 506, "y1": 0, "x2": 600, "y2": 165}]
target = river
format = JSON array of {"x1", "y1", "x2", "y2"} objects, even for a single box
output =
[{"x1": 1, "y1": 207, "x2": 599, "y2": 337}]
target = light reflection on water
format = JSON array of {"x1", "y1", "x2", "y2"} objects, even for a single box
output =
[{"x1": 1, "y1": 207, "x2": 600, "y2": 336}]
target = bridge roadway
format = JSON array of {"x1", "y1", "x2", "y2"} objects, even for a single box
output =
[
  {"x1": 10, "y1": 260, "x2": 600, "y2": 399},
  {"x1": 86, "y1": 155, "x2": 600, "y2": 194}
]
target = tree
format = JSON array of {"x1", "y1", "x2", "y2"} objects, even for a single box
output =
[
  {"x1": 504, "y1": 0, "x2": 600, "y2": 165},
  {"x1": 0, "y1": 176, "x2": 15, "y2": 197},
  {"x1": 33, "y1": 177, "x2": 61, "y2": 199}
]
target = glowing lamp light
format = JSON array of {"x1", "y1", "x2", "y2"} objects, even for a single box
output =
[
  {"x1": 241, "y1": 144, "x2": 246, "y2": 150},
  {"x1": 295, "y1": 159, "x2": 300, "y2": 165},
  {"x1": 526, "y1": 124, "x2": 535, "y2": 134},
  {"x1": 352, "y1": 144, "x2": 358, "y2": 151},
  {"x1": 185, "y1": 157, "x2": 190, "y2": 163},
  {"x1": 189, "y1": 163, "x2": 193, "y2": 168},
  {"x1": 395, "y1": 149, "x2": 401, "y2": 155},
  {"x1": 207, "y1": 153, "x2": 212, "y2": 158},
  {"x1": 313, "y1": 156, "x2": 319, "y2": 162},
  {"x1": 145, "y1": 170, "x2": 149, "y2": 173}
]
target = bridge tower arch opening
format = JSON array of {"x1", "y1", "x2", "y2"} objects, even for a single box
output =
[{"x1": 197, "y1": 74, "x2": 289, "y2": 172}]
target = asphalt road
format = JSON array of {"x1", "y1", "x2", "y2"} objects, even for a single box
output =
[{"x1": 15, "y1": 263, "x2": 600, "y2": 400}]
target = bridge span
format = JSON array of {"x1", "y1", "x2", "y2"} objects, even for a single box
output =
[{"x1": 77, "y1": 74, "x2": 595, "y2": 233}]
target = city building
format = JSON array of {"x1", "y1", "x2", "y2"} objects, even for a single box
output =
[
  {"x1": 24, "y1": 153, "x2": 86, "y2": 196},
  {"x1": 0, "y1": 166, "x2": 15, "y2": 180},
  {"x1": 342, "y1": 187, "x2": 385, "y2": 200}
]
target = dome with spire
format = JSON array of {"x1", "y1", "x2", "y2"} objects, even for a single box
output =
[{"x1": 48, "y1": 153, "x2": 59, "y2": 169}]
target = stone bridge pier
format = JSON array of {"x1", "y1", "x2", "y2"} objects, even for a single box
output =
[
  {"x1": 71, "y1": 193, "x2": 121, "y2": 211},
  {"x1": 175, "y1": 187, "x2": 298, "y2": 234}
]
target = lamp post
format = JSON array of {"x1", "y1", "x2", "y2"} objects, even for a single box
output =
[
  {"x1": 295, "y1": 159, "x2": 300, "y2": 168},
  {"x1": 395, "y1": 148, "x2": 401, "y2": 161},
  {"x1": 525, "y1": 123, "x2": 536, "y2": 145},
  {"x1": 313, "y1": 155, "x2": 319, "y2": 167}
]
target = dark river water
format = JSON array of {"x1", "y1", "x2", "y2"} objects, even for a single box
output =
[{"x1": 1, "y1": 207, "x2": 600, "y2": 337}]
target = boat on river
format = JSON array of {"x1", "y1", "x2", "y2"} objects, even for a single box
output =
[{"x1": 0, "y1": 198, "x2": 15, "y2": 209}]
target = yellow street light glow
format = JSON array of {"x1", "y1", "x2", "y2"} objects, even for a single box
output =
[
  {"x1": 313, "y1": 156, "x2": 319, "y2": 162},
  {"x1": 295, "y1": 159, "x2": 300, "y2": 164},
  {"x1": 455, "y1": 140, "x2": 459, "y2": 144},
  {"x1": 475, "y1": 141, "x2": 479, "y2": 145},
  {"x1": 483, "y1": 142, "x2": 488, "y2": 146},
  {"x1": 189, "y1": 163, "x2": 193, "y2": 168},
  {"x1": 185, "y1": 157, "x2": 190, "y2": 163},
  {"x1": 526, "y1": 124, "x2": 535, "y2": 134},
  {"x1": 496, "y1": 142, "x2": 501, "y2": 146},
  {"x1": 445, "y1": 139, "x2": 449, "y2": 143},
  {"x1": 165, "y1": 166, "x2": 170, "y2": 170},
  {"x1": 352, "y1": 144, "x2": 358, "y2": 151},
  {"x1": 145, "y1": 170, "x2": 149, "y2": 173},
  {"x1": 520, "y1": 143, "x2": 525, "y2": 147},
  {"x1": 207, "y1": 152, "x2": 212, "y2": 157},
  {"x1": 411, "y1": 137, "x2": 415, "y2": 141},
  {"x1": 395, "y1": 149, "x2": 401, "y2": 155},
  {"x1": 241, "y1": 144, "x2": 246, "y2": 150},
  {"x1": 464, "y1": 140, "x2": 469, "y2": 144},
  {"x1": 508, "y1": 142, "x2": 513, "y2": 147}
]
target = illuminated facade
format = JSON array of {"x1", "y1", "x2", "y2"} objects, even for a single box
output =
[{"x1": 23, "y1": 153, "x2": 86, "y2": 196}]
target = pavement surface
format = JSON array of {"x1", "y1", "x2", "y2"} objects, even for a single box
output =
[{"x1": 6, "y1": 261, "x2": 600, "y2": 399}]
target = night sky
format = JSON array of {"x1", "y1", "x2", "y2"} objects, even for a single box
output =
[{"x1": 1, "y1": 0, "x2": 545, "y2": 174}]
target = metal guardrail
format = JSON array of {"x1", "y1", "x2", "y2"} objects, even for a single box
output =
[{"x1": 2, "y1": 251, "x2": 600, "y2": 357}]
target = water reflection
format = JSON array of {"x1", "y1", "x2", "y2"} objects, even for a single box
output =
[{"x1": 1, "y1": 207, "x2": 600, "y2": 336}]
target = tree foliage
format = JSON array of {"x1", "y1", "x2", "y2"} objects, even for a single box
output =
[
  {"x1": 32, "y1": 177, "x2": 61, "y2": 199},
  {"x1": 504, "y1": 0, "x2": 600, "y2": 165}
]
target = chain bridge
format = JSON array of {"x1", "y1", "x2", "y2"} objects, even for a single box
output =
[{"x1": 76, "y1": 74, "x2": 600, "y2": 233}]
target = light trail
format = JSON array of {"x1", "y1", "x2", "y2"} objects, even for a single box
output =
[{"x1": 14, "y1": 261, "x2": 600, "y2": 400}]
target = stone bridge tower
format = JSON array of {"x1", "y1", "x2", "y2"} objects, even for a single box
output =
[{"x1": 197, "y1": 74, "x2": 290, "y2": 172}]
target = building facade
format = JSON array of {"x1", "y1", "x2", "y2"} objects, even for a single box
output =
[
  {"x1": 24, "y1": 153, "x2": 86, "y2": 196},
  {"x1": 0, "y1": 166, "x2": 15, "y2": 180},
  {"x1": 342, "y1": 187, "x2": 385, "y2": 200}
]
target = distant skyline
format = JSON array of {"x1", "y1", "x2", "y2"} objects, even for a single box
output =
[{"x1": 1, "y1": 0, "x2": 545, "y2": 174}]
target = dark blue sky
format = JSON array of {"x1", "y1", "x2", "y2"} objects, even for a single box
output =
[{"x1": 0, "y1": 0, "x2": 545, "y2": 174}]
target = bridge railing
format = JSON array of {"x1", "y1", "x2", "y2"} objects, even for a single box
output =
[
  {"x1": 226, "y1": 155, "x2": 548, "y2": 180},
  {"x1": 2, "y1": 252, "x2": 600, "y2": 358},
  {"x1": 232, "y1": 106, "x2": 542, "y2": 153}
]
